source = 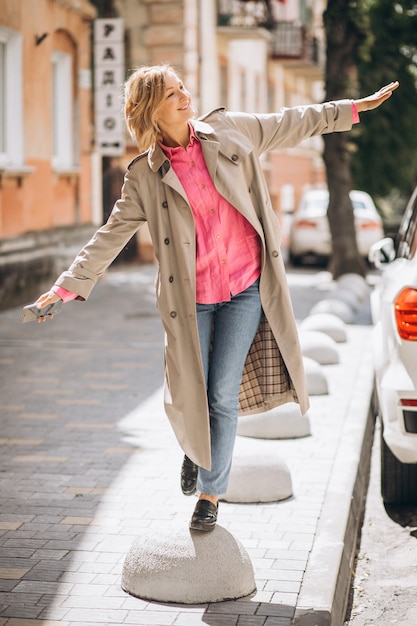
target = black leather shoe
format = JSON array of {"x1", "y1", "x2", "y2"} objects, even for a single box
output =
[
  {"x1": 181, "y1": 455, "x2": 198, "y2": 496},
  {"x1": 189, "y1": 499, "x2": 218, "y2": 532}
]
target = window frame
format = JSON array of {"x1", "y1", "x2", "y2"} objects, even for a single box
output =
[
  {"x1": 51, "y1": 49, "x2": 75, "y2": 170},
  {"x1": 395, "y1": 186, "x2": 417, "y2": 260},
  {"x1": 0, "y1": 26, "x2": 24, "y2": 169}
]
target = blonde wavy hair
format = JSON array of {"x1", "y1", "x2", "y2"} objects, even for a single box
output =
[{"x1": 124, "y1": 64, "x2": 178, "y2": 153}]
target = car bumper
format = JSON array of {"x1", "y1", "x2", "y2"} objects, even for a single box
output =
[
  {"x1": 289, "y1": 231, "x2": 331, "y2": 256},
  {"x1": 289, "y1": 229, "x2": 383, "y2": 258},
  {"x1": 376, "y1": 365, "x2": 417, "y2": 464}
]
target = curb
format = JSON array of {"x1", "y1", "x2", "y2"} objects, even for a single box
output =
[{"x1": 293, "y1": 335, "x2": 375, "y2": 626}]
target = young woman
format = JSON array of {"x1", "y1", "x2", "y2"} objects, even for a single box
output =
[{"x1": 33, "y1": 65, "x2": 398, "y2": 531}]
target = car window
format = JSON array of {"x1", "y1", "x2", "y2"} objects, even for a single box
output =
[
  {"x1": 298, "y1": 190, "x2": 377, "y2": 218},
  {"x1": 411, "y1": 231, "x2": 417, "y2": 258},
  {"x1": 301, "y1": 193, "x2": 328, "y2": 216},
  {"x1": 304, "y1": 202, "x2": 327, "y2": 216},
  {"x1": 352, "y1": 200, "x2": 367, "y2": 211},
  {"x1": 396, "y1": 187, "x2": 417, "y2": 259}
]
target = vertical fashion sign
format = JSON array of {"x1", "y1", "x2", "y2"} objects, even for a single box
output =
[{"x1": 94, "y1": 18, "x2": 125, "y2": 156}]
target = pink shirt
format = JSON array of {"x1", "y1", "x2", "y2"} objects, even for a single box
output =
[
  {"x1": 160, "y1": 126, "x2": 261, "y2": 303},
  {"x1": 351, "y1": 101, "x2": 359, "y2": 124},
  {"x1": 54, "y1": 103, "x2": 360, "y2": 304}
]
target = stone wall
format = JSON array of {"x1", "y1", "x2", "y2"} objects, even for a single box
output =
[{"x1": 0, "y1": 225, "x2": 97, "y2": 310}]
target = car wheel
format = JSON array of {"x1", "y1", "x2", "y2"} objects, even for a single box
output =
[
  {"x1": 289, "y1": 251, "x2": 302, "y2": 266},
  {"x1": 380, "y1": 425, "x2": 417, "y2": 504}
]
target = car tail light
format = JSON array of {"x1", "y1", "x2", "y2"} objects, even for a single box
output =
[
  {"x1": 400, "y1": 399, "x2": 417, "y2": 407},
  {"x1": 295, "y1": 220, "x2": 317, "y2": 228},
  {"x1": 394, "y1": 287, "x2": 417, "y2": 340},
  {"x1": 357, "y1": 221, "x2": 381, "y2": 230}
]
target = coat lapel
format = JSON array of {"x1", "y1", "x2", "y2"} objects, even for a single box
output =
[
  {"x1": 192, "y1": 119, "x2": 263, "y2": 236},
  {"x1": 148, "y1": 143, "x2": 190, "y2": 205}
]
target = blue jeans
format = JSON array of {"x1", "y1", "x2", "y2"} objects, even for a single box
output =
[{"x1": 196, "y1": 279, "x2": 262, "y2": 495}]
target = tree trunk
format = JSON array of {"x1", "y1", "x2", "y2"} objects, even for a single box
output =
[{"x1": 323, "y1": 0, "x2": 366, "y2": 278}]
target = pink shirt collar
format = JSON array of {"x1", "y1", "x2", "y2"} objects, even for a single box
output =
[{"x1": 158, "y1": 123, "x2": 198, "y2": 158}]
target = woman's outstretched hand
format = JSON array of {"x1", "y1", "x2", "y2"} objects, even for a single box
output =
[
  {"x1": 355, "y1": 81, "x2": 399, "y2": 112},
  {"x1": 33, "y1": 290, "x2": 61, "y2": 323}
]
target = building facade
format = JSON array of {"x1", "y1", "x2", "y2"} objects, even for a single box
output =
[{"x1": 0, "y1": 0, "x2": 97, "y2": 308}]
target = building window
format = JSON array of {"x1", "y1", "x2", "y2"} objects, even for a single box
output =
[
  {"x1": 0, "y1": 42, "x2": 5, "y2": 155},
  {"x1": 51, "y1": 50, "x2": 74, "y2": 169},
  {"x1": 0, "y1": 27, "x2": 23, "y2": 168}
]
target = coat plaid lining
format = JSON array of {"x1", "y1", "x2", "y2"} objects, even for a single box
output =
[{"x1": 238, "y1": 315, "x2": 298, "y2": 414}]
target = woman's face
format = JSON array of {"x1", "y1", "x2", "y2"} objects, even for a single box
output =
[{"x1": 155, "y1": 71, "x2": 194, "y2": 131}]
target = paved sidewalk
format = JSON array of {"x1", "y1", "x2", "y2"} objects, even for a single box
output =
[{"x1": 0, "y1": 264, "x2": 375, "y2": 626}]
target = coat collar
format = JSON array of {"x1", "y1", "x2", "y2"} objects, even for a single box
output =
[
  {"x1": 146, "y1": 109, "x2": 252, "y2": 173},
  {"x1": 191, "y1": 118, "x2": 218, "y2": 138},
  {"x1": 146, "y1": 118, "x2": 218, "y2": 173}
]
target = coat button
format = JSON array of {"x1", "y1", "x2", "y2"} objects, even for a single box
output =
[
  {"x1": 272, "y1": 250, "x2": 279, "y2": 257},
  {"x1": 162, "y1": 201, "x2": 168, "y2": 208},
  {"x1": 231, "y1": 154, "x2": 238, "y2": 161},
  {"x1": 164, "y1": 238, "x2": 170, "y2": 245},
  {"x1": 169, "y1": 275, "x2": 174, "y2": 283},
  {"x1": 170, "y1": 311, "x2": 177, "y2": 318}
]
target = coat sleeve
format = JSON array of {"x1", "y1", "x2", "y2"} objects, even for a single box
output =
[
  {"x1": 54, "y1": 168, "x2": 146, "y2": 300},
  {"x1": 224, "y1": 100, "x2": 353, "y2": 155}
]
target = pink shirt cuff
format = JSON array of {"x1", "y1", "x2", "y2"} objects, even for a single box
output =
[
  {"x1": 351, "y1": 101, "x2": 360, "y2": 124},
  {"x1": 52, "y1": 285, "x2": 78, "y2": 303}
]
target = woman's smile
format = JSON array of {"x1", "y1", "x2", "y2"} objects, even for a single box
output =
[{"x1": 155, "y1": 71, "x2": 195, "y2": 146}]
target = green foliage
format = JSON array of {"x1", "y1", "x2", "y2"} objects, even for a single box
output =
[{"x1": 351, "y1": 0, "x2": 417, "y2": 199}]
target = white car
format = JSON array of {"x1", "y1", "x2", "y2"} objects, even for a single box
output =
[
  {"x1": 288, "y1": 188, "x2": 384, "y2": 265},
  {"x1": 369, "y1": 185, "x2": 417, "y2": 504}
]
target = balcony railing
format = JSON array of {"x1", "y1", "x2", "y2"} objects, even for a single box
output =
[
  {"x1": 217, "y1": 3, "x2": 322, "y2": 65},
  {"x1": 217, "y1": 0, "x2": 274, "y2": 29},
  {"x1": 271, "y1": 22, "x2": 322, "y2": 64},
  {"x1": 270, "y1": 21, "x2": 304, "y2": 57}
]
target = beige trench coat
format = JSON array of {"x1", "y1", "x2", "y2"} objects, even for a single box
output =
[{"x1": 56, "y1": 100, "x2": 354, "y2": 469}]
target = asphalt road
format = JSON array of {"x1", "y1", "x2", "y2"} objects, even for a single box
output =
[{"x1": 344, "y1": 420, "x2": 417, "y2": 626}]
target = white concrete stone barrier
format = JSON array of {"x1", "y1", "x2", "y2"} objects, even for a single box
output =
[
  {"x1": 237, "y1": 402, "x2": 311, "y2": 439},
  {"x1": 298, "y1": 330, "x2": 340, "y2": 364},
  {"x1": 122, "y1": 524, "x2": 256, "y2": 604},
  {"x1": 337, "y1": 273, "x2": 370, "y2": 302},
  {"x1": 308, "y1": 272, "x2": 370, "y2": 324},
  {"x1": 326, "y1": 287, "x2": 361, "y2": 312},
  {"x1": 221, "y1": 453, "x2": 293, "y2": 503},
  {"x1": 299, "y1": 313, "x2": 347, "y2": 343},
  {"x1": 309, "y1": 298, "x2": 355, "y2": 324},
  {"x1": 303, "y1": 356, "x2": 329, "y2": 395}
]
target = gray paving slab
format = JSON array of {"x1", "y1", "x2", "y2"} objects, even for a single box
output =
[{"x1": 0, "y1": 264, "x2": 374, "y2": 625}]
